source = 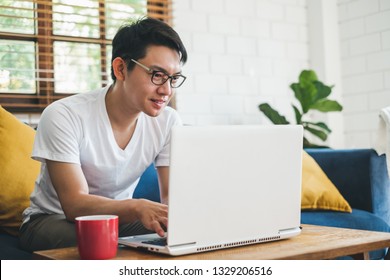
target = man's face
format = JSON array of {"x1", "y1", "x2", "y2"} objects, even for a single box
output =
[{"x1": 123, "y1": 45, "x2": 183, "y2": 117}]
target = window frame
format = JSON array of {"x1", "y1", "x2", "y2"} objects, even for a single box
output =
[{"x1": 0, "y1": 0, "x2": 172, "y2": 113}]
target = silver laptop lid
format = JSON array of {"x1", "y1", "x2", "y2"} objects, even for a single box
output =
[{"x1": 167, "y1": 125, "x2": 303, "y2": 248}]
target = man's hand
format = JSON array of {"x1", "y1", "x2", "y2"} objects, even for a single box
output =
[{"x1": 135, "y1": 199, "x2": 168, "y2": 237}]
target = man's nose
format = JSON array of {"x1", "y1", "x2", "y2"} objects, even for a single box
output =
[{"x1": 158, "y1": 79, "x2": 172, "y2": 95}]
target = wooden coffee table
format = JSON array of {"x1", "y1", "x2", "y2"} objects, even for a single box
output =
[{"x1": 33, "y1": 224, "x2": 390, "y2": 260}]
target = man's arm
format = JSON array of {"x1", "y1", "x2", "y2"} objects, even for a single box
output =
[{"x1": 47, "y1": 160, "x2": 167, "y2": 237}]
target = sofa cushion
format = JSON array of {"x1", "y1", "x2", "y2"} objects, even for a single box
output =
[
  {"x1": 301, "y1": 209, "x2": 390, "y2": 259},
  {"x1": 301, "y1": 151, "x2": 352, "y2": 212},
  {"x1": 0, "y1": 106, "x2": 40, "y2": 236},
  {"x1": 301, "y1": 209, "x2": 390, "y2": 232}
]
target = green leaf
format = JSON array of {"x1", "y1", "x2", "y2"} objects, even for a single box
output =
[
  {"x1": 291, "y1": 70, "x2": 319, "y2": 113},
  {"x1": 304, "y1": 142, "x2": 330, "y2": 148},
  {"x1": 258, "y1": 103, "x2": 290, "y2": 124},
  {"x1": 290, "y1": 83, "x2": 303, "y2": 106},
  {"x1": 304, "y1": 126, "x2": 328, "y2": 141},
  {"x1": 303, "y1": 121, "x2": 332, "y2": 133},
  {"x1": 292, "y1": 105, "x2": 302, "y2": 124},
  {"x1": 303, "y1": 137, "x2": 311, "y2": 148},
  {"x1": 313, "y1": 81, "x2": 333, "y2": 101},
  {"x1": 310, "y1": 99, "x2": 343, "y2": 112},
  {"x1": 290, "y1": 83, "x2": 314, "y2": 113},
  {"x1": 299, "y1": 70, "x2": 317, "y2": 86}
]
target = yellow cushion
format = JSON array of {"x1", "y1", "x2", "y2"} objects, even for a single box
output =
[
  {"x1": 0, "y1": 106, "x2": 40, "y2": 236},
  {"x1": 301, "y1": 150, "x2": 352, "y2": 213}
]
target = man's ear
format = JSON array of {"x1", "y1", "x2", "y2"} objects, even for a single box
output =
[{"x1": 112, "y1": 57, "x2": 126, "y2": 81}]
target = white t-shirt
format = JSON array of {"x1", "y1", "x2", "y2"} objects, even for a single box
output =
[{"x1": 22, "y1": 85, "x2": 182, "y2": 223}]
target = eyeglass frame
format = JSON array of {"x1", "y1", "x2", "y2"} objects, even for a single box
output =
[{"x1": 130, "y1": 59, "x2": 186, "y2": 88}]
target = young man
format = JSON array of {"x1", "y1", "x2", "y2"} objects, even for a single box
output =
[{"x1": 20, "y1": 17, "x2": 188, "y2": 252}]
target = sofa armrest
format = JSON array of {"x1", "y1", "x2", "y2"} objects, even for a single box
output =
[{"x1": 306, "y1": 148, "x2": 390, "y2": 226}]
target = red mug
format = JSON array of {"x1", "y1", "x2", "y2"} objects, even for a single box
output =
[{"x1": 75, "y1": 215, "x2": 118, "y2": 260}]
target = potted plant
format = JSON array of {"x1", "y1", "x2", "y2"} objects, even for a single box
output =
[{"x1": 258, "y1": 69, "x2": 343, "y2": 148}]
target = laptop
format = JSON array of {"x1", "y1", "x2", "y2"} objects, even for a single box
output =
[{"x1": 119, "y1": 125, "x2": 303, "y2": 256}]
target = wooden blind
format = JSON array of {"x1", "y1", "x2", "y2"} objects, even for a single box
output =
[{"x1": 0, "y1": 0, "x2": 172, "y2": 112}]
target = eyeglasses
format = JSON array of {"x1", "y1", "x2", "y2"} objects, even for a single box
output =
[{"x1": 130, "y1": 59, "x2": 186, "y2": 88}]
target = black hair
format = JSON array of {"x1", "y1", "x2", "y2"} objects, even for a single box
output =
[{"x1": 110, "y1": 17, "x2": 188, "y2": 81}]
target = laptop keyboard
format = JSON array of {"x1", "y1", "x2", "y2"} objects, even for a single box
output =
[{"x1": 142, "y1": 237, "x2": 167, "y2": 246}]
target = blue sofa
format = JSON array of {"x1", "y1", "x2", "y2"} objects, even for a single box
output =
[
  {"x1": 302, "y1": 148, "x2": 390, "y2": 259},
  {"x1": 1, "y1": 148, "x2": 389, "y2": 259}
]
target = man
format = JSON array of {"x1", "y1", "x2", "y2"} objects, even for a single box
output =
[{"x1": 20, "y1": 17, "x2": 188, "y2": 252}]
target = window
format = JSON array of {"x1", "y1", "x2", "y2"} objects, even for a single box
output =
[{"x1": 0, "y1": 0, "x2": 172, "y2": 112}]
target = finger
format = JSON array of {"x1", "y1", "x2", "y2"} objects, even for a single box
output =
[
  {"x1": 156, "y1": 228, "x2": 165, "y2": 237},
  {"x1": 151, "y1": 220, "x2": 165, "y2": 237},
  {"x1": 160, "y1": 217, "x2": 168, "y2": 228}
]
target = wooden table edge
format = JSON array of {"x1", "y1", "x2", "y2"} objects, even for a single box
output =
[{"x1": 33, "y1": 224, "x2": 390, "y2": 260}]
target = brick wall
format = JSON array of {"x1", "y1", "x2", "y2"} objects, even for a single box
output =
[
  {"x1": 339, "y1": 0, "x2": 390, "y2": 148},
  {"x1": 173, "y1": 0, "x2": 309, "y2": 126},
  {"x1": 174, "y1": 0, "x2": 390, "y2": 149}
]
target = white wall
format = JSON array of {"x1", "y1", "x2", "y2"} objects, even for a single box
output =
[
  {"x1": 338, "y1": 0, "x2": 390, "y2": 148},
  {"x1": 173, "y1": 0, "x2": 310, "y2": 126},
  {"x1": 173, "y1": 0, "x2": 390, "y2": 149},
  {"x1": 307, "y1": 0, "x2": 344, "y2": 148}
]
